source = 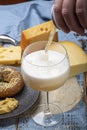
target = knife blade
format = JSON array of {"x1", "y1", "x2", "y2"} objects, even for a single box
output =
[{"x1": 0, "y1": 34, "x2": 18, "y2": 46}]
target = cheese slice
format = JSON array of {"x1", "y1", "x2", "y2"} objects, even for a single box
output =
[
  {"x1": 49, "y1": 41, "x2": 87, "y2": 77},
  {"x1": 20, "y1": 20, "x2": 58, "y2": 50},
  {"x1": 0, "y1": 46, "x2": 22, "y2": 65}
]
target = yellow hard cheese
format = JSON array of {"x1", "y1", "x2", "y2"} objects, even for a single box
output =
[
  {"x1": 49, "y1": 41, "x2": 87, "y2": 77},
  {"x1": 20, "y1": 20, "x2": 58, "y2": 50},
  {"x1": 0, "y1": 46, "x2": 22, "y2": 65}
]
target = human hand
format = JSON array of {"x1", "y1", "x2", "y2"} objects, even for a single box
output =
[{"x1": 52, "y1": 0, "x2": 87, "y2": 35}]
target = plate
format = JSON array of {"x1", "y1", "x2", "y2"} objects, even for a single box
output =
[{"x1": 0, "y1": 84, "x2": 40, "y2": 119}]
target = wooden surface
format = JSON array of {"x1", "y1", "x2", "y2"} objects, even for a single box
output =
[
  {"x1": 0, "y1": 0, "x2": 30, "y2": 5},
  {"x1": 40, "y1": 77, "x2": 82, "y2": 112}
]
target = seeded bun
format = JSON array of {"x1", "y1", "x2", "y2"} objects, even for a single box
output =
[{"x1": 0, "y1": 66, "x2": 24, "y2": 98}]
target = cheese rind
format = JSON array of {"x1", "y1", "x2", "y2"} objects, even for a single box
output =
[
  {"x1": 49, "y1": 41, "x2": 87, "y2": 77},
  {"x1": 20, "y1": 20, "x2": 58, "y2": 50},
  {"x1": 0, "y1": 46, "x2": 22, "y2": 65}
]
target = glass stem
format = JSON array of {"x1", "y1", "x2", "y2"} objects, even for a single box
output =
[{"x1": 44, "y1": 91, "x2": 50, "y2": 114}]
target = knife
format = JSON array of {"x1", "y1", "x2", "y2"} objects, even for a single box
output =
[{"x1": 0, "y1": 34, "x2": 18, "y2": 46}]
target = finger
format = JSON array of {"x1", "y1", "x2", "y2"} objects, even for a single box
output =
[
  {"x1": 53, "y1": 0, "x2": 70, "y2": 33},
  {"x1": 76, "y1": 0, "x2": 87, "y2": 29},
  {"x1": 62, "y1": 0, "x2": 84, "y2": 34}
]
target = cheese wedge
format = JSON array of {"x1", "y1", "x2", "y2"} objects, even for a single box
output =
[
  {"x1": 49, "y1": 41, "x2": 87, "y2": 77},
  {"x1": 0, "y1": 46, "x2": 22, "y2": 65},
  {"x1": 20, "y1": 20, "x2": 58, "y2": 50}
]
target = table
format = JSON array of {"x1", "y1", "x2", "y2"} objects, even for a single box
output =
[{"x1": 0, "y1": 31, "x2": 87, "y2": 130}]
